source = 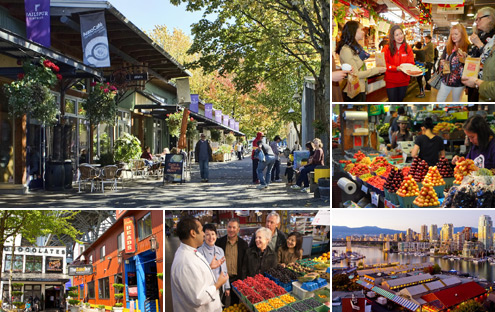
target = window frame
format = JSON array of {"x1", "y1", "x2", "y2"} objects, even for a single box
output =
[
  {"x1": 137, "y1": 212, "x2": 152, "y2": 241},
  {"x1": 98, "y1": 277, "x2": 110, "y2": 299},
  {"x1": 87, "y1": 281, "x2": 95, "y2": 299}
]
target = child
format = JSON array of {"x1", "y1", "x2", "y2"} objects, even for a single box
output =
[{"x1": 285, "y1": 158, "x2": 294, "y2": 184}]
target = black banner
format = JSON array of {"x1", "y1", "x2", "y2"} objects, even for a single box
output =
[
  {"x1": 68, "y1": 265, "x2": 93, "y2": 276},
  {"x1": 163, "y1": 153, "x2": 184, "y2": 184}
]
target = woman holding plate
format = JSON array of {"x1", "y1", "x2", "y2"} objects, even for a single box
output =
[
  {"x1": 436, "y1": 24, "x2": 470, "y2": 102},
  {"x1": 383, "y1": 25, "x2": 415, "y2": 102}
]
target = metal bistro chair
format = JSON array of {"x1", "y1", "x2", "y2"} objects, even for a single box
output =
[
  {"x1": 130, "y1": 159, "x2": 148, "y2": 179},
  {"x1": 77, "y1": 164, "x2": 100, "y2": 192},
  {"x1": 99, "y1": 165, "x2": 122, "y2": 193}
]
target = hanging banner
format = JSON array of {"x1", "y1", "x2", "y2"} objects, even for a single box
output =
[
  {"x1": 378, "y1": 21, "x2": 390, "y2": 34},
  {"x1": 223, "y1": 114, "x2": 229, "y2": 126},
  {"x1": 437, "y1": 4, "x2": 464, "y2": 14},
  {"x1": 80, "y1": 11, "x2": 111, "y2": 67},
  {"x1": 205, "y1": 103, "x2": 213, "y2": 119},
  {"x1": 190, "y1": 94, "x2": 199, "y2": 113},
  {"x1": 24, "y1": 0, "x2": 51, "y2": 47},
  {"x1": 235, "y1": 122, "x2": 239, "y2": 131},
  {"x1": 229, "y1": 118, "x2": 235, "y2": 129},
  {"x1": 123, "y1": 217, "x2": 136, "y2": 254},
  {"x1": 215, "y1": 110, "x2": 222, "y2": 123}
]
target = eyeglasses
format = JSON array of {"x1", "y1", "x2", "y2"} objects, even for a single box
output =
[{"x1": 475, "y1": 15, "x2": 490, "y2": 22}]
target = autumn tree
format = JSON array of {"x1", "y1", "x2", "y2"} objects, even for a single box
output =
[{"x1": 453, "y1": 300, "x2": 486, "y2": 312}]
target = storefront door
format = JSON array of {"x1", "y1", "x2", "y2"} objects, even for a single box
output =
[
  {"x1": 44, "y1": 286, "x2": 60, "y2": 309},
  {"x1": 135, "y1": 250, "x2": 158, "y2": 312}
]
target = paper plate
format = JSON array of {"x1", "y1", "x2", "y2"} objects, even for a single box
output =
[{"x1": 401, "y1": 63, "x2": 423, "y2": 77}]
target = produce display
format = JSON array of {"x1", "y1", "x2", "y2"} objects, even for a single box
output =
[
  {"x1": 377, "y1": 123, "x2": 390, "y2": 136},
  {"x1": 338, "y1": 160, "x2": 352, "y2": 165},
  {"x1": 410, "y1": 157, "x2": 429, "y2": 182},
  {"x1": 359, "y1": 173, "x2": 373, "y2": 182},
  {"x1": 370, "y1": 156, "x2": 389, "y2": 171},
  {"x1": 223, "y1": 303, "x2": 248, "y2": 312},
  {"x1": 268, "y1": 298, "x2": 286, "y2": 309},
  {"x1": 474, "y1": 168, "x2": 493, "y2": 176},
  {"x1": 348, "y1": 163, "x2": 370, "y2": 176},
  {"x1": 265, "y1": 265, "x2": 300, "y2": 284},
  {"x1": 396, "y1": 175, "x2": 420, "y2": 197},
  {"x1": 433, "y1": 122, "x2": 462, "y2": 134},
  {"x1": 232, "y1": 274, "x2": 287, "y2": 305},
  {"x1": 367, "y1": 176, "x2": 386, "y2": 191},
  {"x1": 359, "y1": 156, "x2": 371, "y2": 165},
  {"x1": 279, "y1": 294, "x2": 297, "y2": 304},
  {"x1": 422, "y1": 166, "x2": 445, "y2": 186},
  {"x1": 254, "y1": 302, "x2": 274, "y2": 312},
  {"x1": 402, "y1": 166, "x2": 411, "y2": 177},
  {"x1": 302, "y1": 298, "x2": 322, "y2": 308},
  {"x1": 354, "y1": 151, "x2": 366, "y2": 162},
  {"x1": 413, "y1": 183, "x2": 440, "y2": 207},
  {"x1": 454, "y1": 157, "x2": 478, "y2": 184},
  {"x1": 297, "y1": 272, "x2": 320, "y2": 283},
  {"x1": 384, "y1": 168, "x2": 404, "y2": 193},
  {"x1": 435, "y1": 157, "x2": 454, "y2": 178}
]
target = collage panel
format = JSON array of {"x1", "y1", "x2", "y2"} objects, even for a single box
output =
[
  {"x1": 332, "y1": 104, "x2": 495, "y2": 208},
  {"x1": 164, "y1": 209, "x2": 330, "y2": 312},
  {"x1": 0, "y1": 209, "x2": 163, "y2": 312},
  {"x1": 331, "y1": 209, "x2": 495, "y2": 312}
]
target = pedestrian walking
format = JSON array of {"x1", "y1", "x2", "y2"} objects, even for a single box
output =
[
  {"x1": 195, "y1": 133, "x2": 213, "y2": 182},
  {"x1": 270, "y1": 135, "x2": 282, "y2": 182},
  {"x1": 235, "y1": 142, "x2": 243, "y2": 160},
  {"x1": 256, "y1": 140, "x2": 276, "y2": 189},
  {"x1": 251, "y1": 132, "x2": 264, "y2": 184}
]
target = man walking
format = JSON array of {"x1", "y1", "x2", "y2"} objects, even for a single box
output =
[
  {"x1": 424, "y1": 35, "x2": 435, "y2": 91},
  {"x1": 195, "y1": 133, "x2": 213, "y2": 182},
  {"x1": 270, "y1": 135, "x2": 282, "y2": 182},
  {"x1": 171, "y1": 216, "x2": 228, "y2": 312},
  {"x1": 216, "y1": 219, "x2": 248, "y2": 307}
]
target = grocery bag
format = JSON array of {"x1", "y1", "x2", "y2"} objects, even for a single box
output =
[
  {"x1": 345, "y1": 74, "x2": 361, "y2": 99},
  {"x1": 375, "y1": 52, "x2": 386, "y2": 67},
  {"x1": 462, "y1": 57, "x2": 481, "y2": 78}
]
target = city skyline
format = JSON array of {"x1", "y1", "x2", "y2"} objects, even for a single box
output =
[{"x1": 333, "y1": 210, "x2": 495, "y2": 232}]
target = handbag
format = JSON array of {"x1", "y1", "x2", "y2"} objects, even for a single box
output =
[{"x1": 427, "y1": 71, "x2": 442, "y2": 90}]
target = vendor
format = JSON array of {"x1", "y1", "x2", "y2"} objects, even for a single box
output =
[
  {"x1": 452, "y1": 115, "x2": 495, "y2": 169},
  {"x1": 391, "y1": 116, "x2": 413, "y2": 149},
  {"x1": 411, "y1": 117, "x2": 445, "y2": 166}
]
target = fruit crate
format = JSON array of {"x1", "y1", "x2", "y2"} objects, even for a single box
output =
[
  {"x1": 313, "y1": 306, "x2": 330, "y2": 312},
  {"x1": 292, "y1": 282, "x2": 314, "y2": 300},
  {"x1": 313, "y1": 288, "x2": 330, "y2": 304},
  {"x1": 289, "y1": 301, "x2": 314, "y2": 312},
  {"x1": 301, "y1": 298, "x2": 324, "y2": 310},
  {"x1": 254, "y1": 300, "x2": 275, "y2": 312},
  {"x1": 433, "y1": 184, "x2": 445, "y2": 198},
  {"x1": 397, "y1": 194, "x2": 416, "y2": 208},
  {"x1": 444, "y1": 177, "x2": 455, "y2": 189},
  {"x1": 265, "y1": 273, "x2": 294, "y2": 292}
]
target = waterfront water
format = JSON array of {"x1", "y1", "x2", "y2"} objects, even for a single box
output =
[{"x1": 333, "y1": 246, "x2": 495, "y2": 283}]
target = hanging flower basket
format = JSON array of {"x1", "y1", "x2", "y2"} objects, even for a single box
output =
[
  {"x1": 225, "y1": 132, "x2": 236, "y2": 145},
  {"x1": 3, "y1": 58, "x2": 62, "y2": 124},
  {"x1": 166, "y1": 111, "x2": 183, "y2": 138},
  {"x1": 82, "y1": 82, "x2": 117, "y2": 126},
  {"x1": 186, "y1": 117, "x2": 198, "y2": 138}
]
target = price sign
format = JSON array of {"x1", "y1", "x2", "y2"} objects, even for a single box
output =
[
  {"x1": 361, "y1": 184, "x2": 368, "y2": 194},
  {"x1": 372, "y1": 192, "x2": 380, "y2": 206}
]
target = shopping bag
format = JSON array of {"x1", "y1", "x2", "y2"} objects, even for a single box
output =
[
  {"x1": 427, "y1": 71, "x2": 442, "y2": 90},
  {"x1": 462, "y1": 57, "x2": 481, "y2": 78},
  {"x1": 345, "y1": 74, "x2": 361, "y2": 99},
  {"x1": 375, "y1": 52, "x2": 386, "y2": 67}
]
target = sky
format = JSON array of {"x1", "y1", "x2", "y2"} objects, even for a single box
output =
[
  {"x1": 332, "y1": 210, "x2": 495, "y2": 232},
  {"x1": 109, "y1": 0, "x2": 212, "y2": 37}
]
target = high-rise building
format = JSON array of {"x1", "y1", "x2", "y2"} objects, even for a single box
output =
[
  {"x1": 420, "y1": 225, "x2": 428, "y2": 241},
  {"x1": 441, "y1": 224, "x2": 453, "y2": 242},
  {"x1": 462, "y1": 227, "x2": 473, "y2": 241},
  {"x1": 478, "y1": 215, "x2": 493, "y2": 251},
  {"x1": 430, "y1": 224, "x2": 438, "y2": 241},
  {"x1": 406, "y1": 229, "x2": 413, "y2": 242}
]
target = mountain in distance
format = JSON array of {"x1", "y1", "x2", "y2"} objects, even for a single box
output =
[{"x1": 333, "y1": 225, "x2": 481, "y2": 238}]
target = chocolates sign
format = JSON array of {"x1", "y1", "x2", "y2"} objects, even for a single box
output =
[
  {"x1": 3, "y1": 246, "x2": 65, "y2": 255},
  {"x1": 124, "y1": 217, "x2": 136, "y2": 254}
]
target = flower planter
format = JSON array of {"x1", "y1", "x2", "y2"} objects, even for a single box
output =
[
  {"x1": 70, "y1": 307, "x2": 80, "y2": 312},
  {"x1": 112, "y1": 307, "x2": 124, "y2": 312}
]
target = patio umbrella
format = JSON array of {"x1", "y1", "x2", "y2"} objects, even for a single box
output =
[{"x1": 178, "y1": 108, "x2": 190, "y2": 150}]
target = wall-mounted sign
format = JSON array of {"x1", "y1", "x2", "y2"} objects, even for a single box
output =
[
  {"x1": 46, "y1": 257, "x2": 63, "y2": 272},
  {"x1": 68, "y1": 265, "x2": 93, "y2": 276},
  {"x1": 124, "y1": 217, "x2": 136, "y2": 254},
  {"x1": 3, "y1": 246, "x2": 65, "y2": 255}
]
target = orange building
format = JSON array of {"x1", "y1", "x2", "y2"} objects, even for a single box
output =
[{"x1": 72, "y1": 210, "x2": 163, "y2": 312}]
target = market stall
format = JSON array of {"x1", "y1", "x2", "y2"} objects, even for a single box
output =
[{"x1": 332, "y1": 104, "x2": 495, "y2": 208}]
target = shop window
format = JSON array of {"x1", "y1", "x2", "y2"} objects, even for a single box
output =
[
  {"x1": 25, "y1": 256, "x2": 43, "y2": 273},
  {"x1": 98, "y1": 277, "x2": 110, "y2": 299},
  {"x1": 87, "y1": 281, "x2": 95, "y2": 299},
  {"x1": 100, "y1": 246, "x2": 106, "y2": 259},
  {"x1": 46, "y1": 257, "x2": 63, "y2": 273},
  {"x1": 24, "y1": 285, "x2": 41, "y2": 301},
  {"x1": 5, "y1": 255, "x2": 23, "y2": 272},
  {"x1": 89, "y1": 255, "x2": 93, "y2": 264},
  {"x1": 65, "y1": 99, "x2": 76, "y2": 115},
  {"x1": 79, "y1": 285, "x2": 84, "y2": 300},
  {"x1": 137, "y1": 212, "x2": 152, "y2": 240},
  {"x1": 117, "y1": 232, "x2": 124, "y2": 251},
  {"x1": 115, "y1": 273, "x2": 123, "y2": 284}
]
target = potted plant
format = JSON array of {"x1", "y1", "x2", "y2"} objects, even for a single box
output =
[
  {"x1": 98, "y1": 305, "x2": 106, "y2": 312},
  {"x1": 165, "y1": 111, "x2": 183, "y2": 138},
  {"x1": 112, "y1": 284, "x2": 124, "y2": 312},
  {"x1": 114, "y1": 133, "x2": 142, "y2": 164},
  {"x1": 68, "y1": 286, "x2": 80, "y2": 312},
  {"x1": 12, "y1": 283, "x2": 24, "y2": 311},
  {"x1": 157, "y1": 273, "x2": 163, "y2": 280},
  {"x1": 3, "y1": 58, "x2": 61, "y2": 124},
  {"x1": 82, "y1": 82, "x2": 118, "y2": 126}
]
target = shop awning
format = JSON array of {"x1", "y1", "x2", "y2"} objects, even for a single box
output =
[
  {"x1": 0, "y1": 27, "x2": 102, "y2": 79},
  {"x1": 134, "y1": 90, "x2": 245, "y2": 137},
  {"x1": 2, "y1": 272, "x2": 70, "y2": 283}
]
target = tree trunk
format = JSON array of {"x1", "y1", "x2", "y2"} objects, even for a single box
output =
[{"x1": 9, "y1": 239, "x2": 15, "y2": 309}]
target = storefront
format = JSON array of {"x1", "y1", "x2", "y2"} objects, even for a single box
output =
[
  {"x1": 72, "y1": 210, "x2": 163, "y2": 312},
  {"x1": 332, "y1": 104, "x2": 495, "y2": 208},
  {"x1": 0, "y1": 245, "x2": 69, "y2": 310}
]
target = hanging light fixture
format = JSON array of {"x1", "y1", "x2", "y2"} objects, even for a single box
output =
[
  {"x1": 149, "y1": 234, "x2": 158, "y2": 252},
  {"x1": 466, "y1": 5, "x2": 475, "y2": 17},
  {"x1": 118, "y1": 251, "x2": 123, "y2": 264}
]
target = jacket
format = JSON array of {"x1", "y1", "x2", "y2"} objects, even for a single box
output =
[
  {"x1": 339, "y1": 45, "x2": 381, "y2": 93},
  {"x1": 383, "y1": 43, "x2": 414, "y2": 88},
  {"x1": 215, "y1": 234, "x2": 248, "y2": 277},
  {"x1": 249, "y1": 228, "x2": 287, "y2": 253},
  {"x1": 480, "y1": 49, "x2": 495, "y2": 102},
  {"x1": 424, "y1": 41, "x2": 435, "y2": 63},
  {"x1": 241, "y1": 246, "x2": 278, "y2": 279},
  {"x1": 332, "y1": 57, "x2": 344, "y2": 102},
  {"x1": 194, "y1": 139, "x2": 213, "y2": 162},
  {"x1": 438, "y1": 47, "x2": 465, "y2": 87}
]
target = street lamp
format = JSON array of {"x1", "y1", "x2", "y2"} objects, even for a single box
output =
[
  {"x1": 149, "y1": 235, "x2": 158, "y2": 252},
  {"x1": 117, "y1": 251, "x2": 123, "y2": 265}
]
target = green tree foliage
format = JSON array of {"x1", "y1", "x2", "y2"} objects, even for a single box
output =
[
  {"x1": 432, "y1": 263, "x2": 441, "y2": 274},
  {"x1": 452, "y1": 300, "x2": 486, "y2": 312}
]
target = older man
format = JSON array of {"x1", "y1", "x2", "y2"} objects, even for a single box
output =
[
  {"x1": 216, "y1": 219, "x2": 248, "y2": 306},
  {"x1": 195, "y1": 133, "x2": 213, "y2": 182},
  {"x1": 249, "y1": 212, "x2": 286, "y2": 253},
  {"x1": 171, "y1": 217, "x2": 228, "y2": 312}
]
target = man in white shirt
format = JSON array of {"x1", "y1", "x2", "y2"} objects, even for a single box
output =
[{"x1": 171, "y1": 217, "x2": 229, "y2": 312}]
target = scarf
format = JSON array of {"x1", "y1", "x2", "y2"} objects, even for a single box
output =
[{"x1": 479, "y1": 36, "x2": 495, "y2": 78}]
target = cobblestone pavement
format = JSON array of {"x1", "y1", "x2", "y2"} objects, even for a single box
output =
[{"x1": 0, "y1": 157, "x2": 329, "y2": 208}]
